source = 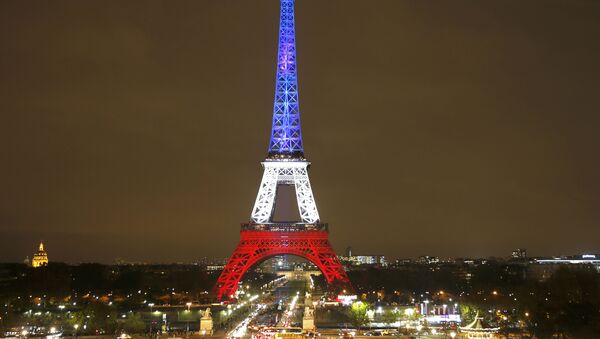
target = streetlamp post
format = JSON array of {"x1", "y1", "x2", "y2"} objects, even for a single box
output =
[
  {"x1": 73, "y1": 324, "x2": 79, "y2": 339},
  {"x1": 186, "y1": 302, "x2": 192, "y2": 333}
]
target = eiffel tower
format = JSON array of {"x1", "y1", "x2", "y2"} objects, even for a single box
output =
[{"x1": 214, "y1": 0, "x2": 351, "y2": 301}]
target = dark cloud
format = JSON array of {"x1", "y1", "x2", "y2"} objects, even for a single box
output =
[{"x1": 1, "y1": 0, "x2": 599, "y2": 263}]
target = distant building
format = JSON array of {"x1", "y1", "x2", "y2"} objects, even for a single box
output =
[
  {"x1": 529, "y1": 254, "x2": 600, "y2": 280},
  {"x1": 393, "y1": 258, "x2": 413, "y2": 266},
  {"x1": 534, "y1": 254, "x2": 600, "y2": 270},
  {"x1": 417, "y1": 255, "x2": 440, "y2": 264},
  {"x1": 356, "y1": 255, "x2": 387, "y2": 266},
  {"x1": 459, "y1": 311, "x2": 499, "y2": 337},
  {"x1": 339, "y1": 254, "x2": 387, "y2": 268},
  {"x1": 511, "y1": 248, "x2": 527, "y2": 259},
  {"x1": 206, "y1": 264, "x2": 226, "y2": 272},
  {"x1": 340, "y1": 246, "x2": 387, "y2": 267},
  {"x1": 31, "y1": 241, "x2": 49, "y2": 268},
  {"x1": 201, "y1": 257, "x2": 230, "y2": 272}
]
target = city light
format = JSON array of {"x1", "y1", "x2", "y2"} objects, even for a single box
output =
[{"x1": 0, "y1": 1, "x2": 597, "y2": 339}]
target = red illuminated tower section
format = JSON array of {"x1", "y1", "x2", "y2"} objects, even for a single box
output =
[
  {"x1": 214, "y1": 0, "x2": 350, "y2": 301},
  {"x1": 216, "y1": 228, "x2": 350, "y2": 300}
]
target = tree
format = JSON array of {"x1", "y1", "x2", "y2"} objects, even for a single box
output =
[
  {"x1": 459, "y1": 304, "x2": 479, "y2": 324},
  {"x1": 382, "y1": 309, "x2": 398, "y2": 326},
  {"x1": 121, "y1": 313, "x2": 145, "y2": 334},
  {"x1": 526, "y1": 306, "x2": 555, "y2": 339},
  {"x1": 349, "y1": 302, "x2": 369, "y2": 333},
  {"x1": 66, "y1": 311, "x2": 85, "y2": 331}
]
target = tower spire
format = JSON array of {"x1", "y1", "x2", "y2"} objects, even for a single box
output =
[{"x1": 268, "y1": 0, "x2": 304, "y2": 159}]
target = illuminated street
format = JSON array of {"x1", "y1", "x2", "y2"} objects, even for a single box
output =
[{"x1": 226, "y1": 279, "x2": 309, "y2": 339}]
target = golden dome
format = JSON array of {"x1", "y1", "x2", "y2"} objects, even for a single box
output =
[{"x1": 31, "y1": 241, "x2": 48, "y2": 268}]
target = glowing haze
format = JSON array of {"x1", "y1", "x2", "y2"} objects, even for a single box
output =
[{"x1": 0, "y1": 0, "x2": 599, "y2": 263}]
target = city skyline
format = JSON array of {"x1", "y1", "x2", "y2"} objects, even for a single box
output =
[{"x1": 1, "y1": 0, "x2": 600, "y2": 263}]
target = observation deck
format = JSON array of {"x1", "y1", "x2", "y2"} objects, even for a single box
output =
[{"x1": 241, "y1": 222, "x2": 328, "y2": 232}]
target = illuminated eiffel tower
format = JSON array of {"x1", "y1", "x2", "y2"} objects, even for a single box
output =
[{"x1": 214, "y1": 0, "x2": 351, "y2": 301}]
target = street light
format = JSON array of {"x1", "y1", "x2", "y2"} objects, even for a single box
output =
[
  {"x1": 415, "y1": 324, "x2": 422, "y2": 339},
  {"x1": 73, "y1": 324, "x2": 79, "y2": 339},
  {"x1": 185, "y1": 302, "x2": 192, "y2": 332},
  {"x1": 148, "y1": 303, "x2": 155, "y2": 312}
]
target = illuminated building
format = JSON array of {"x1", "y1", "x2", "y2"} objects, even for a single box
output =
[
  {"x1": 206, "y1": 264, "x2": 226, "y2": 272},
  {"x1": 31, "y1": 241, "x2": 49, "y2": 268},
  {"x1": 534, "y1": 253, "x2": 600, "y2": 266},
  {"x1": 511, "y1": 248, "x2": 527, "y2": 259},
  {"x1": 214, "y1": 0, "x2": 351, "y2": 300},
  {"x1": 340, "y1": 254, "x2": 388, "y2": 267},
  {"x1": 340, "y1": 246, "x2": 387, "y2": 267},
  {"x1": 459, "y1": 312, "x2": 499, "y2": 338},
  {"x1": 530, "y1": 254, "x2": 600, "y2": 279},
  {"x1": 418, "y1": 255, "x2": 440, "y2": 264}
]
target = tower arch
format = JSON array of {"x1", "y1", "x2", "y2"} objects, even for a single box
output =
[{"x1": 215, "y1": 230, "x2": 349, "y2": 300}]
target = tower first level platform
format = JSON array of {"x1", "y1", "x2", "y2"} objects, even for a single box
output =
[{"x1": 215, "y1": 229, "x2": 349, "y2": 301}]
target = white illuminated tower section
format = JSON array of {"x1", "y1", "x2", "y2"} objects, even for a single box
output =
[{"x1": 251, "y1": 162, "x2": 319, "y2": 224}]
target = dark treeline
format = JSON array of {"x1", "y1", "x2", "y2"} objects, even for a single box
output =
[
  {"x1": 0, "y1": 262, "x2": 216, "y2": 296},
  {"x1": 320, "y1": 262, "x2": 600, "y2": 338},
  {"x1": 348, "y1": 261, "x2": 528, "y2": 297},
  {"x1": 0, "y1": 263, "x2": 279, "y2": 336}
]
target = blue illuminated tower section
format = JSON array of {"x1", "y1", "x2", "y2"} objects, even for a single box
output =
[{"x1": 268, "y1": 0, "x2": 304, "y2": 158}]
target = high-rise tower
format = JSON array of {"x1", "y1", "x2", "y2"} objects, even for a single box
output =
[{"x1": 214, "y1": 0, "x2": 350, "y2": 300}]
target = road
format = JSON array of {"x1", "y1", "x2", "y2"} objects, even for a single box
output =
[{"x1": 227, "y1": 279, "x2": 310, "y2": 339}]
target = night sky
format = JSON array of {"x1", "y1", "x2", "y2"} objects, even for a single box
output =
[{"x1": 1, "y1": 0, "x2": 599, "y2": 263}]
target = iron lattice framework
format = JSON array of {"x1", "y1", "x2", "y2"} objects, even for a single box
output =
[
  {"x1": 216, "y1": 231, "x2": 349, "y2": 300},
  {"x1": 268, "y1": 0, "x2": 303, "y2": 157},
  {"x1": 251, "y1": 161, "x2": 319, "y2": 224},
  {"x1": 215, "y1": 0, "x2": 350, "y2": 301}
]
